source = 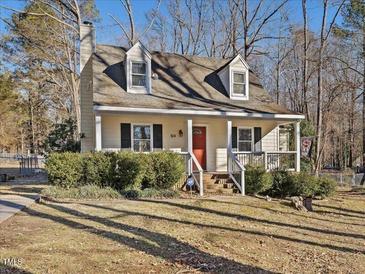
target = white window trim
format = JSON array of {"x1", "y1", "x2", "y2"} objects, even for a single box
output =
[
  {"x1": 237, "y1": 127, "x2": 254, "y2": 152},
  {"x1": 232, "y1": 71, "x2": 246, "y2": 96},
  {"x1": 131, "y1": 123, "x2": 153, "y2": 152},
  {"x1": 125, "y1": 41, "x2": 152, "y2": 94},
  {"x1": 230, "y1": 68, "x2": 249, "y2": 100},
  {"x1": 130, "y1": 61, "x2": 147, "y2": 89}
]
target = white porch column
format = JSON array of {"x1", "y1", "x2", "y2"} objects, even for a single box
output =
[
  {"x1": 95, "y1": 114, "x2": 102, "y2": 151},
  {"x1": 227, "y1": 120, "x2": 232, "y2": 172},
  {"x1": 187, "y1": 119, "x2": 193, "y2": 154},
  {"x1": 295, "y1": 121, "x2": 300, "y2": 172},
  {"x1": 227, "y1": 120, "x2": 232, "y2": 152}
]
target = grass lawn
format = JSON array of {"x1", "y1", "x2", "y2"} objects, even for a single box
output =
[{"x1": 0, "y1": 185, "x2": 364, "y2": 273}]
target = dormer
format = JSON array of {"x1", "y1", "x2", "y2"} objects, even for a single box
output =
[
  {"x1": 125, "y1": 41, "x2": 152, "y2": 94},
  {"x1": 218, "y1": 54, "x2": 249, "y2": 100}
]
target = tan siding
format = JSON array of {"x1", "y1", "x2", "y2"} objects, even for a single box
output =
[
  {"x1": 262, "y1": 127, "x2": 279, "y2": 151},
  {"x1": 101, "y1": 114, "x2": 280, "y2": 171}
]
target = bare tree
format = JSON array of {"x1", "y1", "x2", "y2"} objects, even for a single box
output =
[{"x1": 314, "y1": 0, "x2": 345, "y2": 174}]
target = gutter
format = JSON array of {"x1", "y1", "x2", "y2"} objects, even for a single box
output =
[{"x1": 93, "y1": 105, "x2": 305, "y2": 121}]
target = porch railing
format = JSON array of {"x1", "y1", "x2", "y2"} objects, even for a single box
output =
[
  {"x1": 234, "y1": 151, "x2": 296, "y2": 171},
  {"x1": 178, "y1": 152, "x2": 203, "y2": 196},
  {"x1": 227, "y1": 152, "x2": 245, "y2": 195}
]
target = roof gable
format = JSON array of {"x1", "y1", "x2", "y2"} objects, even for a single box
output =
[{"x1": 92, "y1": 44, "x2": 300, "y2": 115}]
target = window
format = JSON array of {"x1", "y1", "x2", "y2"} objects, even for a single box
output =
[
  {"x1": 238, "y1": 128, "x2": 253, "y2": 151},
  {"x1": 132, "y1": 124, "x2": 151, "y2": 152},
  {"x1": 279, "y1": 128, "x2": 290, "y2": 151},
  {"x1": 131, "y1": 62, "x2": 146, "y2": 87},
  {"x1": 232, "y1": 72, "x2": 245, "y2": 96}
]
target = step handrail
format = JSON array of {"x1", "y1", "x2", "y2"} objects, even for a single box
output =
[
  {"x1": 189, "y1": 152, "x2": 204, "y2": 196},
  {"x1": 227, "y1": 151, "x2": 245, "y2": 195}
]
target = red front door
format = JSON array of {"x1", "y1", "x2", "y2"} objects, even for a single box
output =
[{"x1": 193, "y1": 126, "x2": 207, "y2": 170}]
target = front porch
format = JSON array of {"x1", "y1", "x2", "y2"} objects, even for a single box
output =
[{"x1": 94, "y1": 112, "x2": 301, "y2": 196}]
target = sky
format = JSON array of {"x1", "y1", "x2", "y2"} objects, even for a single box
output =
[{"x1": 0, "y1": 0, "x2": 344, "y2": 46}]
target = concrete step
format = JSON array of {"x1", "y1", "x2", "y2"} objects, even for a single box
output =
[
  {"x1": 204, "y1": 188, "x2": 239, "y2": 195},
  {"x1": 204, "y1": 182, "x2": 236, "y2": 189}
]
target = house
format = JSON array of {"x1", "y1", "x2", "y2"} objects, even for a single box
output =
[{"x1": 79, "y1": 22, "x2": 305, "y2": 195}]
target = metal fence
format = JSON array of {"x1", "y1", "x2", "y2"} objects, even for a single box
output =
[
  {"x1": 19, "y1": 156, "x2": 44, "y2": 175},
  {"x1": 319, "y1": 172, "x2": 365, "y2": 187}
]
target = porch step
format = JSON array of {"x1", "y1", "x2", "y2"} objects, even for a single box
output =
[{"x1": 202, "y1": 172, "x2": 239, "y2": 195}]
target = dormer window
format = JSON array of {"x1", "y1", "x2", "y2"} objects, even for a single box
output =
[
  {"x1": 217, "y1": 54, "x2": 250, "y2": 101},
  {"x1": 131, "y1": 62, "x2": 147, "y2": 87},
  {"x1": 232, "y1": 72, "x2": 246, "y2": 96},
  {"x1": 125, "y1": 41, "x2": 152, "y2": 94}
]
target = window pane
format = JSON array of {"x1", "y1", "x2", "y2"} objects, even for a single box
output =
[
  {"x1": 239, "y1": 129, "x2": 251, "y2": 141},
  {"x1": 239, "y1": 142, "x2": 252, "y2": 152},
  {"x1": 133, "y1": 140, "x2": 151, "y2": 152},
  {"x1": 132, "y1": 62, "x2": 146, "y2": 74},
  {"x1": 233, "y1": 73, "x2": 245, "y2": 83},
  {"x1": 233, "y1": 83, "x2": 245, "y2": 95},
  {"x1": 133, "y1": 125, "x2": 151, "y2": 139},
  {"x1": 132, "y1": 75, "x2": 146, "y2": 86}
]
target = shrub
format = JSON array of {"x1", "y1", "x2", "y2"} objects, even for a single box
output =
[
  {"x1": 270, "y1": 170, "x2": 294, "y2": 198},
  {"x1": 82, "y1": 152, "x2": 111, "y2": 187},
  {"x1": 45, "y1": 118, "x2": 80, "y2": 153},
  {"x1": 45, "y1": 152, "x2": 83, "y2": 189},
  {"x1": 290, "y1": 172, "x2": 319, "y2": 197},
  {"x1": 245, "y1": 165, "x2": 273, "y2": 194},
  {"x1": 143, "y1": 151, "x2": 185, "y2": 189},
  {"x1": 316, "y1": 176, "x2": 337, "y2": 197},
  {"x1": 139, "y1": 153, "x2": 156, "y2": 188},
  {"x1": 301, "y1": 158, "x2": 313, "y2": 173},
  {"x1": 41, "y1": 185, "x2": 121, "y2": 199},
  {"x1": 109, "y1": 152, "x2": 144, "y2": 191},
  {"x1": 122, "y1": 189, "x2": 142, "y2": 199}
]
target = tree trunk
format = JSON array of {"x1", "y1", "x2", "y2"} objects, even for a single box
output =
[
  {"x1": 315, "y1": 0, "x2": 328, "y2": 175},
  {"x1": 302, "y1": 0, "x2": 309, "y2": 119},
  {"x1": 362, "y1": 24, "x2": 365, "y2": 167}
]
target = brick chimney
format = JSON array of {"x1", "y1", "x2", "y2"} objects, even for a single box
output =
[
  {"x1": 80, "y1": 21, "x2": 96, "y2": 152},
  {"x1": 80, "y1": 21, "x2": 95, "y2": 72}
]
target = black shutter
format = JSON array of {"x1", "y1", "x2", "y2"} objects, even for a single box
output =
[
  {"x1": 121, "y1": 123, "x2": 131, "y2": 149},
  {"x1": 153, "y1": 124, "x2": 163, "y2": 149},
  {"x1": 254, "y1": 127, "x2": 262, "y2": 152},
  {"x1": 232, "y1": 127, "x2": 237, "y2": 150}
]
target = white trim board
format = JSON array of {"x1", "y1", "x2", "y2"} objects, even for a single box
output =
[{"x1": 94, "y1": 106, "x2": 305, "y2": 120}]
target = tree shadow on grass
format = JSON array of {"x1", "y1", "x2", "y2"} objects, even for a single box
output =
[
  {"x1": 201, "y1": 199, "x2": 365, "y2": 227},
  {"x1": 137, "y1": 199, "x2": 365, "y2": 241},
  {"x1": 0, "y1": 263, "x2": 33, "y2": 274},
  {"x1": 315, "y1": 204, "x2": 364, "y2": 216},
  {"x1": 22, "y1": 203, "x2": 275, "y2": 273},
  {"x1": 80, "y1": 203, "x2": 365, "y2": 254},
  {"x1": 204, "y1": 199, "x2": 365, "y2": 226}
]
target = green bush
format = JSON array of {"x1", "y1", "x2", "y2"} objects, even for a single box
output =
[
  {"x1": 41, "y1": 185, "x2": 121, "y2": 199},
  {"x1": 45, "y1": 151, "x2": 185, "y2": 196},
  {"x1": 301, "y1": 158, "x2": 313, "y2": 173},
  {"x1": 122, "y1": 189, "x2": 142, "y2": 199},
  {"x1": 82, "y1": 152, "x2": 111, "y2": 187},
  {"x1": 109, "y1": 152, "x2": 145, "y2": 191},
  {"x1": 290, "y1": 172, "x2": 319, "y2": 197},
  {"x1": 245, "y1": 165, "x2": 273, "y2": 194},
  {"x1": 142, "y1": 151, "x2": 185, "y2": 189},
  {"x1": 268, "y1": 171, "x2": 336, "y2": 198},
  {"x1": 316, "y1": 176, "x2": 337, "y2": 197},
  {"x1": 45, "y1": 152, "x2": 83, "y2": 189},
  {"x1": 270, "y1": 170, "x2": 294, "y2": 198}
]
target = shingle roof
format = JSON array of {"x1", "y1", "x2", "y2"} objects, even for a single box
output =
[{"x1": 93, "y1": 44, "x2": 299, "y2": 115}]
